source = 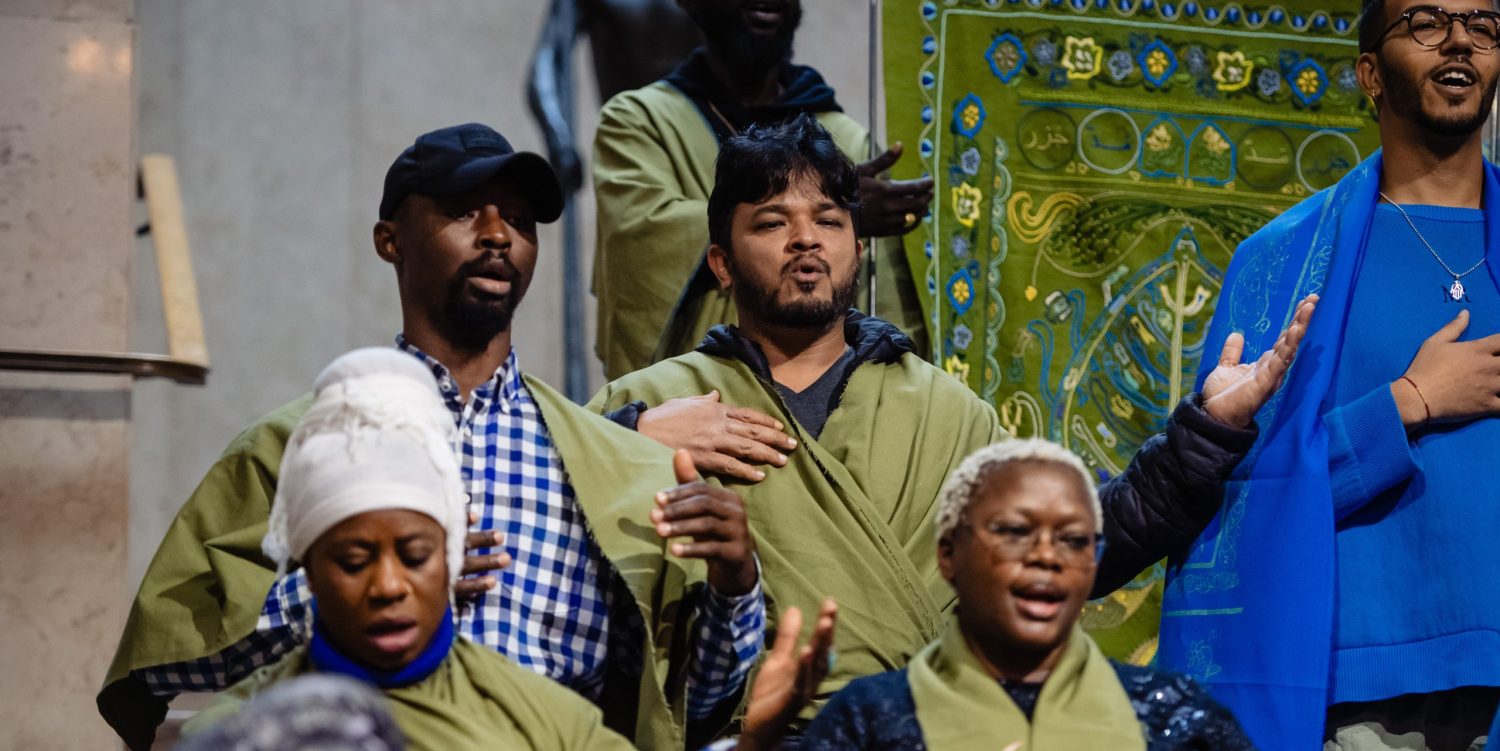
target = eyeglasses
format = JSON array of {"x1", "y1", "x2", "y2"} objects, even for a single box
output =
[
  {"x1": 1373, "y1": 7, "x2": 1500, "y2": 50},
  {"x1": 957, "y1": 518, "x2": 1100, "y2": 567}
]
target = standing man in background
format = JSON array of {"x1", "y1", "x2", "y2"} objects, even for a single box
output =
[{"x1": 592, "y1": 0, "x2": 934, "y2": 379}]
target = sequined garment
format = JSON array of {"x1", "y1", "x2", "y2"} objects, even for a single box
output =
[{"x1": 801, "y1": 662, "x2": 1255, "y2": 750}]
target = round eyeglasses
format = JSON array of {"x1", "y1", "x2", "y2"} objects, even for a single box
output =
[
  {"x1": 1374, "y1": 7, "x2": 1500, "y2": 50},
  {"x1": 957, "y1": 518, "x2": 1101, "y2": 568}
]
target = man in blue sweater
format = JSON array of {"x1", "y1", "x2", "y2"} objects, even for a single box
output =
[{"x1": 1159, "y1": 0, "x2": 1500, "y2": 747}]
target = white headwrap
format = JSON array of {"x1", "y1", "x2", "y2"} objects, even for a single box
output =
[{"x1": 264, "y1": 348, "x2": 468, "y2": 588}]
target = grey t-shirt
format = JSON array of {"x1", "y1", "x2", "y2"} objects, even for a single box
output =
[{"x1": 773, "y1": 346, "x2": 856, "y2": 439}]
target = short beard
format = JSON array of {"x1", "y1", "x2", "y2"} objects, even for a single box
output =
[
  {"x1": 1380, "y1": 55, "x2": 1499, "y2": 137},
  {"x1": 729, "y1": 254, "x2": 859, "y2": 331},
  {"x1": 691, "y1": 4, "x2": 801, "y2": 74},
  {"x1": 442, "y1": 257, "x2": 519, "y2": 352}
]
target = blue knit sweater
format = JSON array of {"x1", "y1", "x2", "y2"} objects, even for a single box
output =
[{"x1": 1323, "y1": 204, "x2": 1500, "y2": 702}]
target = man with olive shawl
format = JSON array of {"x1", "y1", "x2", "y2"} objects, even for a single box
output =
[
  {"x1": 590, "y1": 115, "x2": 1314, "y2": 720},
  {"x1": 101, "y1": 123, "x2": 763, "y2": 751}
]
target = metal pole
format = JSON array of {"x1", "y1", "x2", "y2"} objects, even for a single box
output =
[
  {"x1": 562, "y1": 195, "x2": 587, "y2": 401},
  {"x1": 556, "y1": 1, "x2": 588, "y2": 402},
  {"x1": 866, "y1": 0, "x2": 881, "y2": 315}
]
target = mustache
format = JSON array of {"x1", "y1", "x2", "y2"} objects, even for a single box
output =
[
  {"x1": 781, "y1": 255, "x2": 831, "y2": 276},
  {"x1": 456, "y1": 254, "x2": 517, "y2": 283}
]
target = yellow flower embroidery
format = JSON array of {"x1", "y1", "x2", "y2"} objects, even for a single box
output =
[
  {"x1": 1145, "y1": 123, "x2": 1174, "y2": 152},
  {"x1": 945, "y1": 355, "x2": 971, "y2": 382},
  {"x1": 1062, "y1": 37, "x2": 1102, "y2": 81},
  {"x1": 1201, "y1": 127, "x2": 1231, "y2": 155},
  {"x1": 1212, "y1": 50, "x2": 1253, "y2": 92},
  {"x1": 952, "y1": 182, "x2": 984, "y2": 228},
  {"x1": 1296, "y1": 67, "x2": 1322, "y2": 96},
  {"x1": 951, "y1": 277, "x2": 972, "y2": 307},
  {"x1": 960, "y1": 102, "x2": 983, "y2": 132},
  {"x1": 1146, "y1": 49, "x2": 1171, "y2": 78}
]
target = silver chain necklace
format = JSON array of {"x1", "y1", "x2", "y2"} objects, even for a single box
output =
[{"x1": 1379, "y1": 191, "x2": 1487, "y2": 301}]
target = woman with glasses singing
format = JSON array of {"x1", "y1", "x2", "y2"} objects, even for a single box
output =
[{"x1": 797, "y1": 439, "x2": 1252, "y2": 750}]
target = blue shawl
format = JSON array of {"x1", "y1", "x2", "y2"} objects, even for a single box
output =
[{"x1": 1159, "y1": 152, "x2": 1500, "y2": 749}]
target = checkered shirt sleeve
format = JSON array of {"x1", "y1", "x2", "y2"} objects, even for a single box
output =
[
  {"x1": 134, "y1": 569, "x2": 311, "y2": 697},
  {"x1": 686, "y1": 574, "x2": 766, "y2": 719}
]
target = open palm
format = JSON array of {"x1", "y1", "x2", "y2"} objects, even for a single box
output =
[
  {"x1": 1202, "y1": 295, "x2": 1318, "y2": 428},
  {"x1": 739, "y1": 599, "x2": 838, "y2": 751}
]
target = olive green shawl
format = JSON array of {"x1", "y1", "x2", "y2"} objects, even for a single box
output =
[
  {"x1": 102, "y1": 376, "x2": 700, "y2": 750},
  {"x1": 591, "y1": 81, "x2": 927, "y2": 381},
  {"x1": 909, "y1": 616, "x2": 1144, "y2": 751},
  {"x1": 589, "y1": 348, "x2": 1003, "y2": 713},
  {"x1": 183, "y1": 639, "x2": 634, "y2": 751}
]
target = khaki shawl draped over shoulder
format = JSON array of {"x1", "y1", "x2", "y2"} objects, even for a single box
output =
[
  {"x1": 909, "y1": 616, "x2": 1144, "y2": 751},
  {"x1": 103, "y1": 377, "x2": 701, "y2": 750},
  {"x1": 588, "y1": 349, "x2": 1002, "y2": 711},
  {"x1": 183, "y1": 639, "x2": 635, "y2": 751},
  {"x1": 591, "y1": 81, "x2": 926, "y2": 380}
]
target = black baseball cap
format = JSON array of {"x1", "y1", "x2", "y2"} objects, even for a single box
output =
[{"x1": 378, "y1": 123, "x2": 564, "y2": 223}]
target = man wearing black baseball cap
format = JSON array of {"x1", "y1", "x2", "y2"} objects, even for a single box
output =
[{"x1": 102, "y1": 123, "x2": 766, "y2": 751}]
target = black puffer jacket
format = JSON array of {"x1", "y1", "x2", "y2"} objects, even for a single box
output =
[{"x1": 1092, "y1": 393, "x2": 1256, "y2": 596}]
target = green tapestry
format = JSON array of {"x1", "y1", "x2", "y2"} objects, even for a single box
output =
[{"x1": 883, "y1": 0, "x2": 1376, "y2": 664}]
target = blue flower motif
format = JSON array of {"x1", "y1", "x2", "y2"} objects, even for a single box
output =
[
  {"x1": 951, "y1": 234, "x2": 971, "y2": 259},
  {"x1": 952, "y1": 324, "x2": 974, "y2": 349},
  {"x1": 1289, "y1": 59, "x2": 1327, "y2": 105},
  {"x1": 952, "y1": 93, "x2": 987, "y2": 138},
  {"x1": 1256, "y1": 68, "x2": 1282, "y2": 97},
  {"x1": 1107, "y1": 50, "x2": 1135, "y2": 81},
  {"x1": 947, "y1": 267, "x2": 977, "y2": 315},
  {"x1": 1138, "y1": 39, "x2": 1177, "y2": 87},
  {"x1": 959, "y1": 147, "x2": 982, "y2": 176},
  {"x1": 1033, "y1": 37, "x2": 1058, "y2": 67},
  {"x1": 986, "y1": 33, "x2": 1028, "y2": 83},
  {"x1": 1184, "y1": 45, "x2": 1208, "y2": 75}
]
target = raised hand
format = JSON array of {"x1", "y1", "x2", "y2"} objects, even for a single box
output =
[
  {"x1": 636, "y1": 391, "x2": 797, "y2": 483},
  {"x1": 1392, "y1": 309, "x2": 1500, "y2": 430},
  {"x1": 455, "y1": 511, "x2": 512, "y2": 601},
  {"x1": 854, "y1": 143, "x2": 935, "y2": 237},
  {"x1": 653, "y1": 450, "x2": 758, "y2": 596},
  {"x1": 738, "y1": 599, "x2": 840, "y2": 751},
  {"x1": 1202, "y1": 294, "x2": 1318, "y2": 428}
]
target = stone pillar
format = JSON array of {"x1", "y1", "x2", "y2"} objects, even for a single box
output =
[{"x1": 0, "y1": 2, "x2": 136, "y2": 748}]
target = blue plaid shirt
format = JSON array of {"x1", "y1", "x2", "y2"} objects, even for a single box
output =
[{"x1": 138, "y1": 341, "x2": 764, "y2": 719}]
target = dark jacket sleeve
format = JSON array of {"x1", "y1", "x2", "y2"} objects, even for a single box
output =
[
  {"x1": 1092, "y1": 394, "x2": 1258, "y2": 597},
  {"x1": 602, "y1": 400, "x2": 648, "y2": 430}
]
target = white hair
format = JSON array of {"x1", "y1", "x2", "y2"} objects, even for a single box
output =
[{"x1": 934, "y1": 438, "x2": 1103, "y2": 543}]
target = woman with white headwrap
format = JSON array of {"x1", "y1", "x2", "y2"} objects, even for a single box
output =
[{"x1": 182, "y1": 348, "x2": 632, "y2": 751}]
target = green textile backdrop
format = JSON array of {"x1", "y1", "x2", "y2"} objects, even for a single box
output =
[{"x1": 882, "y1": 0, "x2": 1377, "y2": 664}]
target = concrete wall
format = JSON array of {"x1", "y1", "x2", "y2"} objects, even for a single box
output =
[
  {"x1": 0, "y1": 1, "x2": 136, "y2": 747},
  {"x1": 128, "y1": 0, "x2": 879, "y2": 591}
]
